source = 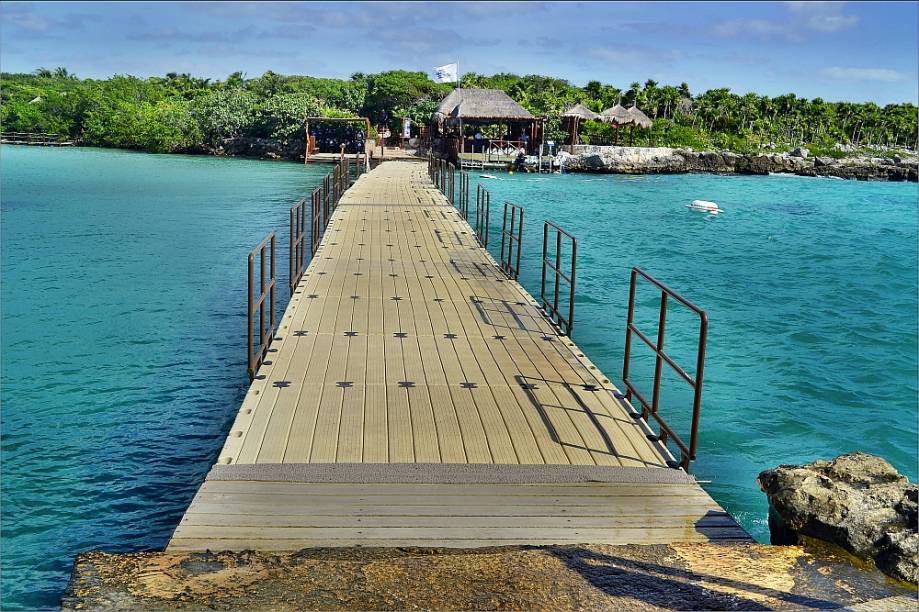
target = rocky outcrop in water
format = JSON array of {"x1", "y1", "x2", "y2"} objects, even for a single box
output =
[
  {"x1": 759, "y1": 453, "x2": 918, "y2": 584},
  {"x1": 565, "y1": 146, "x2": 918, "y2": 181}
]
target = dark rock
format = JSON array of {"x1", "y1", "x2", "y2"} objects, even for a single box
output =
[
  {"x1": 759, "y1": 453, "x2": 918, "y2": 583},
  {"x1": 814, "y1": 156, "x2": 834, "y2": 168},
  {"x1": 790, "y1": 146, "x2": 809, "y2": 158}
]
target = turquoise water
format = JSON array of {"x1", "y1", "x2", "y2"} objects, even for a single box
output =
[
  {"x1": 1, "y1": 146, "x2": 327, "y2": 609},
  {"x1": 1, "y1": 147, "x2": 916, "y2": 608},
  {"x1": 470, "y1": 169, "x2": 917, "y2": 538}
]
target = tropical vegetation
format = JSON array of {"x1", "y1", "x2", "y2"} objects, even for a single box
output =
[{"x1": 2, "y1": 68, "x2": 915, "y2": 157}]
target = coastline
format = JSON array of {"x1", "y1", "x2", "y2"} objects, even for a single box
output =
[
  {"x1": 563, "y1": 145, "x2": 919, "y2": 182},
  {"x1": 6, "y1": 140, "x2": 916, "y2": 182}
]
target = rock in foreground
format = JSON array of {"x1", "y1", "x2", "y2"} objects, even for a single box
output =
[
  {"x1": 759, "y1": 452, "x2": 918, "y2": 583},
  {"x1": 63, "y1": 543, "x2": 914, "y2": 610}
]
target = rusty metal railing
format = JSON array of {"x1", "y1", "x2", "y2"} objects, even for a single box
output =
[
  {"x1": 289, "y1": 198, "x2": 307, "y2": 295},
  {"x1": 310, "y1": 188, "x2": 321, "y2": 255},
  {"x1": 474, "y1": 184, "x2": 490, "y2": 246},
  {"x1": 622, "y1": 267, "x2": 708, "y2": 470},
  {"x1": 500, "y1": 202, "x2": 524, "y2": 279},
  {"x1": 540, "y1": 221, "x2": 577, "y2": 336},
  {"x1": 248, "y1": 232, "x2": 276, "y2": 381}
]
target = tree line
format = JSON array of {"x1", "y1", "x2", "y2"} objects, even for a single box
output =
[{"x1": 2, "y1": 68, "x2": 915, "y2": 157}]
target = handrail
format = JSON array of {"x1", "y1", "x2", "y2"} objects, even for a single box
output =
[
  {"x1": 540, "y1": 221, "x2": 577, "y2": 335},
  {"x1": 500, "y1": 201, "x2": 524, "y2": 279},
  {"x1": 459, "y1": 172, "x2": 470, "y2": 219},
  {"x1": 310, "y1": 188, "x2": 322, "y2": 255},
  {"x1": 474, "y1": 184, "x2": 491, "y2": 247},
  {"x1": 447, "y1": 163, "x2": 455, "y2": 207},
  {"x1": 247, "y1": 232, "x2": 276, "y2": 381},
  {"x1": 289, "y1": 198, "x2": 307, "y2": 295},
  {"x1": 622, "y1": 267, "x2": 708, "y2": 470},
  {"x1": 322, "y1": 174, "x2": 331, "y2": 229}
]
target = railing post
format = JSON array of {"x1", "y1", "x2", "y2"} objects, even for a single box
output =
[
  {"x1": 688, "y1": 313, "x2": 708, "y2": 466},
  {"x1": 270, "y1": 233, "x2": 276, "y2": 338},
  {"x1": 540, "y1": 222, "x2": 548, "y2": 307},
  {"x1": 623, "y1": 268, "x2": 638, "y2": 406},
  {"x1": 247, "y1": 252, "x2": 254, "y2": 379}
]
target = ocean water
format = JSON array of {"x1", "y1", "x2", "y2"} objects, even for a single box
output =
[
  {"x1": 0, "y1": 146, "x2": 327, "y2": 609},
  {"x1": 1, "y1": 147, "x2": 916, "y2": 608},
  {"x1": 470, "y1": 169, "x2": 917, "y2": 540}
]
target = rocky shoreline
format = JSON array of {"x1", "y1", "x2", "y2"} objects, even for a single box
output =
[{"x1": 564, "y1": 145, "x2": 918, "y2": 182}]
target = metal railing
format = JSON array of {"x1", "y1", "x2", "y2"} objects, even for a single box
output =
[
  {"x1": 474, "y1": 184, "x2": 491, "y2": 246},
  {"x1": 289, "y1": 199, "x2": 307, "y2": 294},
  {"x1": 248, "y1": 233, "x2": 276, "y2": 381},
  {"x1": 459, "y1": 172, "x2": 470, "y2": 218},
  {"x1": 310, "y1": 188, "x2": 322, "y2": 255},
  {"x1": 622, "y1": 267, "x2": 708, "y2": 471},
  {"x1": 540, "y1": 221, "x2": 577, "y2": 336},
  {"x1": 500, "y1": 202, "x2": 524, "y2": 279},
  {"x1": 447, "y1": 163, "x2": 455, "y2": 206}
]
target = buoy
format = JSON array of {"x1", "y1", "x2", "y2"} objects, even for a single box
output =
[
  {"x1": 508, "y1": 170, "x2": 514, "y2": 176},
  {"x1": 687, "y1": 200, "x2": 722, "y2": 214}
]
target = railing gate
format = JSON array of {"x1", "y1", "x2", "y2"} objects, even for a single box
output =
[
  {"x1": 500, "y1": 202, "x2": 524, "y2": 279},
  {"x1": 289, "y1": 199, "x2": 307, "y2": 294},
  {"x1": 622, "y1": 267, "x2": 708, "y2": 470},
  {"x1": 247, "y1": 233, "x2": 276, "y2": 381},
  {"x1": 540, "y1": 221, "x2": 577, "y2": 336}
]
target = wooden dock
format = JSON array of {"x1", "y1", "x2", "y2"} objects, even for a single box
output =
[{"x1": 168, "y1": 161, "x2": 748, "y2": 551}]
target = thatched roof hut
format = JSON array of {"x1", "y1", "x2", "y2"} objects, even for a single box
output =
[
  {"x1": 561, "y1": 102, "x2": 600, "y2": 121},
  {"x1": 432, "y1": 88, "x2": 534, "y2": 125},
  {"x1": 627, "y1": 105, "x2": 653, "y2": 129},
  {"x1": 599, "y1": 104, "x2": 633, "y2": 125}
]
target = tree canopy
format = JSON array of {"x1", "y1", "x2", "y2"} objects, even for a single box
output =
[{"x1": 2, "y1": 67, "x2": 915, "y2": 156}]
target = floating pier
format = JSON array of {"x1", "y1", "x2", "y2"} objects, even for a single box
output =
[{"x1": 168, "y1": 160, "x2": 748, "y2": 551}]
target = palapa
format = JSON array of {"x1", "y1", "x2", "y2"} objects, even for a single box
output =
[
  {"x1": 561, "y1": 103, "x2": 600, "y2": 121},
  {"x1": 432, "y1": 88, "x2": 534, "y2": 125},
  {"x1": 599, "y1": 104, "x2": 633, "y2": 126}
]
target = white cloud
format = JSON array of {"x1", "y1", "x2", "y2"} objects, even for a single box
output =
[
  {"x1": 786, "y1": 1, "x2": 859, "y2": 32},
  {"x1": 715, "y1": 2, "x2": 859, "y2": 39},
  {"x1": 713, "y1": 19, "x2": 793, "y2": 38},
  {"x1": 821, "y1": 67, "x2": 905, "y2": 82}
]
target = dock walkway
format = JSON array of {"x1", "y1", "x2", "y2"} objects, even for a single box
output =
[{"x1": 169, "y1": 161, "x2": 748, "y2": 551}]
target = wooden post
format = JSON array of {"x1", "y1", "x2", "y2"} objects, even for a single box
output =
[{"x1": 304, "y1": 121, "x2": 310, "y2": 164}]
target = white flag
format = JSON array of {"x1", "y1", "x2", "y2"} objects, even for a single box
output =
[{"x1": 432, "y1": 63, "x2": 458, "y2": 83}]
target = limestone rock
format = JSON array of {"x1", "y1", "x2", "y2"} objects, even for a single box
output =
[{"x1": 759, "y1": 453, "x2": 918, "y2": 583}]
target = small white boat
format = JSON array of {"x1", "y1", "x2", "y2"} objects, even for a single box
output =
[
  {"x1": 687, "y1": 199, "x2": 722, "y2": 214},
  {"x1": 480, "y1": 174, "x2": 498, "y2": 179}
]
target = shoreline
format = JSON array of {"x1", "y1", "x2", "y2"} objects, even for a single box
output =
[
  {"x1": 6, "y1": 140, "x2": 917, "y2": 182},
  {"x1": 561, "y1": 145, "x2": 918, "y2": 182}
]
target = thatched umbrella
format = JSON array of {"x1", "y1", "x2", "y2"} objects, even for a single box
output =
[
  {"x1": 598, "y1": 104, "x2": 632, "y2": 145},
  {"x1": 627, "y1": 105, "x2": 653, "y2": 129},
  {"x1": 626, "y1": 105, "x2": 653, "y2": 145},
  {"x1": 599, "y1": 104, "x2": 633, "y2": 126},
  {"x1": 561, "y1": 103, "x2": 600, "y2": 146}
]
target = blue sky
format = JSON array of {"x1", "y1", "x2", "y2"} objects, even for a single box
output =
[{"x1": 1, "y1": 1, "x2": 916, "y2": 103}]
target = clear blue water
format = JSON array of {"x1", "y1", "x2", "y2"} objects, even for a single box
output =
[
  {"x1": 470, "y1": 169, "x2": 917, "y2": 540},
  {"x1": 2, "y1": 147, "x2": 916, "y2": 609},
  {"x1": 1, "y1": 146, "x2": 327, "y2": 609}
]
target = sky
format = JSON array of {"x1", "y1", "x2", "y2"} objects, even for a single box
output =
[{"x1": 1, "y1": 1, "x2": 916, "y2": 104}]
